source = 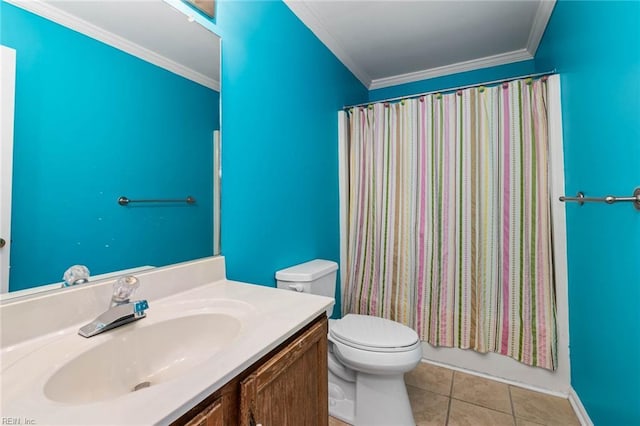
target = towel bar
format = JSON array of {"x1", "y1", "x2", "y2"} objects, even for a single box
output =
[
  {"x1": 118, "y1": 196, "x2": 196, "y2": 206},
  {"x1": 559, "y1": 187, "x2": 640, "y2": 211}
]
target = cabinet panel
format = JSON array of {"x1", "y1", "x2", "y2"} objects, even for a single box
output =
[
  {"x1": 184, "y1": 397, "x2": 224, "y2": 426},
  {"x1": 240, "y1": 317, "x2": 328, "y2": 426}
]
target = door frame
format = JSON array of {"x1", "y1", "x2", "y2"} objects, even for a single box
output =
[{"x1": 1, "y1": 45, "x2": 16, "y2": 293}]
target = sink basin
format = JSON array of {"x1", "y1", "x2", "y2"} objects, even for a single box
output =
[{"x1": 43, "y1": 313, "x2": 241, "y2": 404}]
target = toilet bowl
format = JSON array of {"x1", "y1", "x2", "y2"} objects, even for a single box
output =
[
  {"x1": 275, "y1": 260, "x2": 423, "y2": 425},
  {"x1": 328, "y1": 314, "x2": 422, "y2": 425}
]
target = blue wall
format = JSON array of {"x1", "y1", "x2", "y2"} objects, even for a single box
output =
[
  {"x1": 535, "y1": 1, "x2": 640, "y2": 424},
  {"x1": 1, "y1": 3, "x2": 219, "y2": 291},
  {"x1": 368, "y1": 60, "x2": 537, "y2": 102},
  {"x1": 214, "y1": 1, "x2": 367, "y2": 317},
  {"x1": 215, "y1": 0, "x2": 640, "y2": 420}
]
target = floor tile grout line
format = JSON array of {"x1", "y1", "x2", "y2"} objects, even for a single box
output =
[
  {"x1": 509, "y1": 385, "x2": 517, "y2": 425},
  {"x1": 449, "y1": 370, "x2": 455, "y2": 397},
  {"x1": 406, "y1": 384, "x2": 452, "y2": 398},
  {"x1": 445, "y1": 396, "x2": 452, "y2": 426},
  {"x1": 449, "y1": 395, "x2": 514, "y2": 416},
  {"x1": 445, "y1": 371, "x2": 455, "y2": 425}
]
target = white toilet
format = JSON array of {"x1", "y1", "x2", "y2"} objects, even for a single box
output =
[{"x1": 276, "y1": 259, "x2": 422, "y2": 426}]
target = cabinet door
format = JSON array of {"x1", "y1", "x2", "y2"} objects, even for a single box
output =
[
  {"x1": 240, "y1": 317, "x2": 328, "y2": 426},
  {"x1": 184, "y1": 397, "x2": 224, "y2": 426}
]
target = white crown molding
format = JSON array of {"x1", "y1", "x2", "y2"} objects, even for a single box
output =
[
  {"x1": 286, "y1": 0, "x2": 553, "y2": 92},
  {"x1": 283, "y1": 0, "x2": 372, "y2": 88},
  {"x1": 568, "y1": 387, "x2": 594, "y2": 426},
  {"x1": 527, "y1": 0, "x2": 556, "y2": 56},
  {"x1": 5, "y1": 0, "x2": 220, "y2": 91},
  {"x1": 369, "y1": 49, "x2": 533, "y2": 91},
  {"x1": 526, "y1": 0, "x2": 556, "y2": 57}
]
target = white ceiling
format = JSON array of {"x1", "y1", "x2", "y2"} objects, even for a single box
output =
[
  {"x1": 285, "y1": 0, "x2": 555, "y2": 89},
  {"x1": 6, "y1": 0, "x2": 220, "y2": 90},
  {"x1": 8, "y1": 0, "x2": 554, "y2": 93}
]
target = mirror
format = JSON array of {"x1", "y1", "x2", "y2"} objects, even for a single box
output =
[
  {"x1": 0, "y1": 0, "x2": 221, "y2": 297},
  {"x1": 185, "y1": 0, "x2": 215, "y2": 18}
]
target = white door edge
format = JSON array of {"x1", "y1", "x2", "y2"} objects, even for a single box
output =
[{"x1": 0, "y1": 45, "x2": 17, "y2": 293}]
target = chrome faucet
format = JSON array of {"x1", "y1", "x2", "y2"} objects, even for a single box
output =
[{"x1": 78, "y1": 275, "x2": 149, "y2": 338}]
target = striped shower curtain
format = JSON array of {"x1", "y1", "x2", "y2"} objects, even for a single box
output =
[{"x1": 344, "y1": 78, "x2": 557, "y2": 370}]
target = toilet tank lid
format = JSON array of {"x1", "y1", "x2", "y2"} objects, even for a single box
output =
[{"x1": 275, "y1": 259, "x2": 338, "y2": 282}]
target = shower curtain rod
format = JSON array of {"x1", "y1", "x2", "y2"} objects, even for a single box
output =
[{"x1": 343, "y1": 69, "x2": 557, "y2": 110}]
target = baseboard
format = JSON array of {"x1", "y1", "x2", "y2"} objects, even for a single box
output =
[{"x1": 568, "y1": 387, "x2": 594, "y2": 426}]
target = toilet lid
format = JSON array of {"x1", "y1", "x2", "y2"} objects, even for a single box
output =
[{"x1": 330, "y1": 314, "x2": 419, "y2": 350}]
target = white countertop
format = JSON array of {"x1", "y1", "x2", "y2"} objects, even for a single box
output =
[{"x1": 1, "y1": 275, "x2": 333, "y2": 425}]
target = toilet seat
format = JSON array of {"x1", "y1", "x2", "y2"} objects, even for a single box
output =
[{"x1": 330, "y1": 314, "x2": 419, "y2": 353}]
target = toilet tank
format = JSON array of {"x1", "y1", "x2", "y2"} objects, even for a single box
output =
[{"x1": 276, "y1": 259, "x2": 338, "y2": 316}]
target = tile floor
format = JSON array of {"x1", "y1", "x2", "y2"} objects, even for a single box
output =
[{"x1": 329, "y1": 362, "x2": 581, "y2": 426}]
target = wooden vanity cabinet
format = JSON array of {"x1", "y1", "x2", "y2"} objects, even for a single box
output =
[{"x1": 174, "y1": 315, "x2": 328, "y2": 426}]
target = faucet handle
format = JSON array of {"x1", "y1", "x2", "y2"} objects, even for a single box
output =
[
  {"x1": 112, "y1": 275, "x2": 140, "y2": 305},
  {"x1": 62, "y1": 265, "x2": 90, "y2": 288}
]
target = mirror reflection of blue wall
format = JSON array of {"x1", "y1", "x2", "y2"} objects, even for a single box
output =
[{"x1": 2, "y1": 2, "x2": 220, "y2": 291}]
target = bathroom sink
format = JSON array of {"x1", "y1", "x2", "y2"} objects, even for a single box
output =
[{"x1": 43, "y1": 313, "x2": 241, "y2": 404}]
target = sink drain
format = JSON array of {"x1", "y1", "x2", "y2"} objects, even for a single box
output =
[{"x1": 132, "y1": 381, "x2": 151, "y2": 392}]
